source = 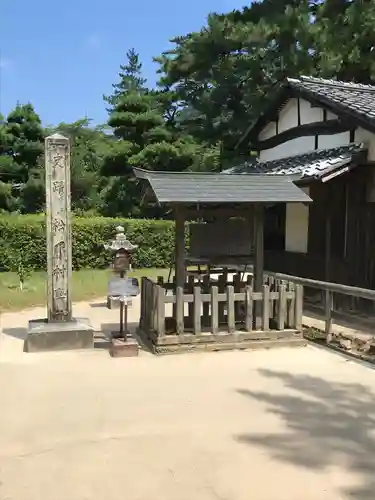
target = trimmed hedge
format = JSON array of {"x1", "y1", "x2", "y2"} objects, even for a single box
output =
[{"x1": 0, "y1": 215, "x2": 177, "y2": 271}]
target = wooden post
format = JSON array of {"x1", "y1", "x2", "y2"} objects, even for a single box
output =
[
  {"x1": 211, "y1": 285, "x2": 219, "y2": 334},
  {"x1": 253, "y1": 204, "x2": 264, "y2": 328},
  {"x1": 262, "y1": 284, "x2": 270, "y2": 331},
  {"x1": 277, "y1": 282, "x2": 286, "y2": 330},
  {"x1": 176, "y1": 285, "x2": 184, "y2": 335},
  {"x1": 193, "y1": 285, "x2": 202, "y2": 335},
  {"x1": 245, "y1": 284, "x2": 253, "y2": 332},
  {"x1": 325, "y1": 289, "x2": 333, "y2": 343},
  {"x1": 140, "y1": 277, "x2": 145, "y2": 330},
  {"x1": 233, "y1": 272, "x2": 241, "y2": 323},
  {"x1": 325, "y1": 206, "x2": 331, "y2": 282},
  {"x1": 218, "y1": 274, "x2": 226, "y2": 324},
  {"x1": 227, "y1": 285, "x2": 235, "y2": 333},
  {"x1": 187, "y1": 275, "x2": 195, "y2": 327},
  {"x1": 174, "y1": 205, "x2": 185, "y2": 289},
  {"x1": 202, "y1": 275, "x2": 210, "y2": 326},
  {"x1": 295, "y1": 285, "x2": 303, "y2": 331},
  {"x1": 286, "y1": 282, "x2": 295, "y2": 327},
  {"x1": 156, "y1": 285, "x2": 165, "y2": 337}
]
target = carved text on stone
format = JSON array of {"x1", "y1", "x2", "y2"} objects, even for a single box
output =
[
  {"x1": 51, "y1": 217, "x2": 65, "y2": 233},
  {"x1": 52, "y1": 180, "x2": 65, "y2": 198}
]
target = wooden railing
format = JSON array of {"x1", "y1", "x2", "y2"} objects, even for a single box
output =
[
  {"x1": 140, "y1": 275, "x2": 303, "y2": 346},
  {"x1": 265, "y1": 271, "x2": 375, "y2": 342}
]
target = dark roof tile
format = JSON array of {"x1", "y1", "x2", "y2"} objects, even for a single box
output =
[
  {"x1": 288, "y1": 76, "x2": 375, "y2": 126},
  {"x1": 133, "y1": 168, "x2": 312, "y2": 204},
  {"x1": 228, "y1": 143, "x2": 366, "y2": 180}
]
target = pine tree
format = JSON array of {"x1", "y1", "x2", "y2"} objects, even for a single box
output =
[
  {"x1": 103, "y1": 48, "x2": 147, "y2": 110},
  {"x1": 102, "y1": 50, "x2": 200, "y2": 216}
]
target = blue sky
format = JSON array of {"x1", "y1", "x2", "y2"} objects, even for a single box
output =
[{"x1": 0, "y1": 0, "x2": 247, "y2": 126}]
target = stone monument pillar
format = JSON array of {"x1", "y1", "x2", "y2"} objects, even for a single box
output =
[
  {"x1": 45, "y1": 133, "x2": 72, "y2": 322},
  {"x1": 24, "y1": 133, "x2": 94, "y2": 353}
]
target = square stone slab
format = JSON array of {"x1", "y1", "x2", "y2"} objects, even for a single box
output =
[{"x1": 24, "y1": 317, "x2": 94, "y2": 353}]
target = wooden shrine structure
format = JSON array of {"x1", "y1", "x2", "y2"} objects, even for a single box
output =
[{"x1": 133, "y1": 167, "x2": 312, "y2": 353}]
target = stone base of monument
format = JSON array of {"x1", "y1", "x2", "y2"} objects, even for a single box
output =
[
  {"x1": 24, "y1": 317, "x2": 94, "y2": 353},
  {"x1": 109, "y1": 335, "x2": 139, "y2": 357}
]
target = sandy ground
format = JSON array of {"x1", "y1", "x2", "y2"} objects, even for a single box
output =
[{"x1": 1, "y1": 297, "x2": 375, "y2": 500}]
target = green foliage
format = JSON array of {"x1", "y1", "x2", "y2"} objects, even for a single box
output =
[
  {"x1": 0, "y1": 215, "x2": 177, "y2": 271},
  {"x1": 102, "y1": 49, "x2": 204, "y2": 216},
  {"x1": 103, "y1": 48, "x2": 147, "y2": 110},
  {"x1": 0, "y1": 103, "x2": 45, "y2": 184}
]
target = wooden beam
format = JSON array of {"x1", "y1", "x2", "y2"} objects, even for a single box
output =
[
  {"x1": 253, "y1": 119, "x2": 350, "y2": 151},
  {"x1": 184, "y1": 206, "x2": 251, "y2": 219},
  {"x1": 174, "y1": 205, "x2": 185, "y2": 288}
]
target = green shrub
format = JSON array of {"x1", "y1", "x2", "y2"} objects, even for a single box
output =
[{"x1": 0, "y1": 214, "x2": 177, "y2": 271}]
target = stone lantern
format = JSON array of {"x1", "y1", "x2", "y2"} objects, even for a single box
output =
[
  {"x1": 104, "y1": 225, "x2": 138, "y2": 278},
  {"x1": 104, "y1": 226, "x2": 140, "y2": 357}
]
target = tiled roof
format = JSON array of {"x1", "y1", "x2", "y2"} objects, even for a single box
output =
[
  {"x1": 287, "y1": 76, "x2": 375, "y2": 125},
  {"x1": 133, "y1": 167, "x2": 312, "y2": 204},
  {"x1": 239, "y1": 76, "x2": 375, "y2": 149},
  {"x1": 227, "y1": 144, "x2": 366, "y2": 180}
]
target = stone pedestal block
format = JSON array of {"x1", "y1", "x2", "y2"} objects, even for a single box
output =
[
  {"x1": 24, "y1": 317, "x2": 94, "y2": 353},
  {"x1": 109, "y1": 337, "x2": 139, "y2": 357}
]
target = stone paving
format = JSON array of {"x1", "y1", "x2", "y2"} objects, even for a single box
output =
[{"x1": 1, "y1": 297, "x2": 375, "y2": 499}]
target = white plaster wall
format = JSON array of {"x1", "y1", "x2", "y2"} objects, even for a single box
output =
[
  {"x1": 259, "y1": 98, "x2": 326, "y2": 141},
  {"x1": 318, "y1": 131, "x2": 351, "y2": 149},
  {"x1": 259, "y1": 136, "x2": 315, "y2": 162},
  {"x1": 285, "y1": 187, "x2": 310, "y2": 254},
  {"x1": 300, "y1": 99, "x2": 324, "y2": 124},
  {"x1": 278, "y1": 99, "x2": 298, "y2": 133}
]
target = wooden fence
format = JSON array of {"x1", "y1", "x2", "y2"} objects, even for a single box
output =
[
  {"x1": 139, "y1": 274, "x2": 303, "y2": 348},
  {"x1": 265, "y1": 270, "x2": 375, "y2": 342}
]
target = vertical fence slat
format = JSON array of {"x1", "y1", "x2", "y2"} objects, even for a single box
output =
[
  {"x1": 227, "y1": 285, "x2": 235, "y2": 333},
  {"x1": 218, "y1": 275, "x2": 226, "y2": 324},
  {"x1": 172, "y1": 275, "x2": 176, "y2": 321},
  {"x1": 262, "y1": 285, "x2": 270, "y2": 331},
  {"x1": 245, "y1": 285, "x2": 253, "y2": 332},
  {"x1": 295, "y1": 284, "x2": 303, "y2": 331},
  {"x1": 140, "y1": 277, "x2": 145, "y2": 329},
  {"x1": 152, "y1": 282, "x2": 158, "y2": 332},
  {"x1": 202, "y1": 275, "x2": 210, "y2": 326},
  {"x1": 156, "y1": 285, "x2": 165, "y2": 337},
  {"x1": 187, "y1": 275, "x2": 195, "y2": 328},
  {"x1": 277, "y1": 283, "x2": 286, "y2": 330},
  {"x1": 325, "y1": 289, "x2": 333, "y2": 343},
  {"x1": 287, "y1": 282, "x2": 295, "y2": 327},
  {"x1": 176, "y1": 285, "x2": 184, "y2": 335},
  {"x1": 193, "y1": 285, "x2": 202, "y2": 335},
  {"x1": 211, "y1": 285, "x2": 219, "y2": 334},
  {"x1": 145, "y1": 279, "x2": 150, "y2": 331},
  {"x1": 233, "y1": 273, "x2": 241, "y2": 323}
]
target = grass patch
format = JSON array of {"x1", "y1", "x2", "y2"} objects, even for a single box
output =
[{"x1": 0, "y1": 268, "x2": 169, "y2": 312}]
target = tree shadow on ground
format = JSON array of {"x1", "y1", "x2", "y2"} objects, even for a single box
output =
[{"x1": 236, "y1": 368, "x2": 375, "y2": 500}]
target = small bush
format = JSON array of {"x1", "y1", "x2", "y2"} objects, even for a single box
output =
[{"x1": 0, "y1": 214, "x2": 178, "y2": 271}]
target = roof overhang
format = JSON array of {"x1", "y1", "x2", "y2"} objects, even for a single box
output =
[
  {"x1": 133, "y1": 167, "x2": 312, "y2": 205},
  {"x1": 226, "y1": 144, "x2": 368, "y2": 186}
]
